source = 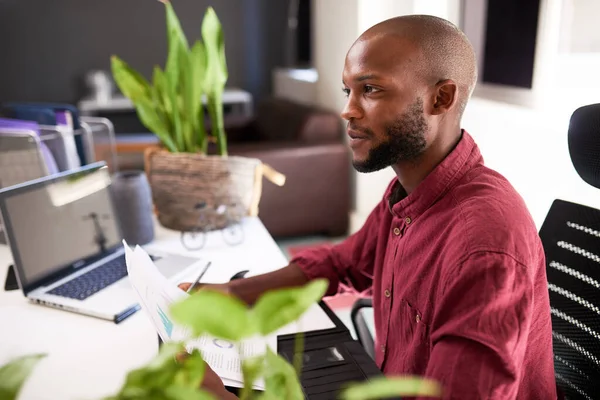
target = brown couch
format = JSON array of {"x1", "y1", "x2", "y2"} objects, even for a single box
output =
[{"x1": 225, "y1": 97, "x2": 351, "y2": 238}]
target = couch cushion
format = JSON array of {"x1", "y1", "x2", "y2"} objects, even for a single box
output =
[{"x1": 256, "y1": 97, "x2": 342, "y2": 143}]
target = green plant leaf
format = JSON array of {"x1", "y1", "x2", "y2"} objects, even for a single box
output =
[
  {"x1": 164, "y1": 1, "x2": 189, "y2": 89},
  {"x1": 255, "y1": 394, "x2": 278, "y2": 400},
  {"x1": 206, "y1": 91, "x2": 227, "y2": 155},
  {"x1": 111, "y1": 54, "x2": 176, "y2": 151},
  {"x1": 262, "y1": 348, "x2": 304, "y2": 400},
  {"x1": 0, "y1": 353, "x2": 46, "y2": 400},
  {"x1": 170, "y1": 289, "x2": 255, "y2": 341},
  {"x1": 202, "y1": 6, "x2": 228, "y2": 155},
  {"x1": 149, "y1": 66, "x2": 172, "y2": 144},
  {"x1": 164, "y1": 386, "x2": 216, "y2": 400},
  {"x1": 111, "y1": 56, "x2": 152, "y2": 102},
  {"x1": 163, "y1": 0, "x2": 189, "y2": 152},
  {"x1": 292, "y1": 331, "x2": 304, "y2": 378},
  {"x1": 135, "y1": 98, "x2": 178, "y2": 152},
  {"x1": 115, "y1": 342, "x2": 182, "y2": 398},
  {"x1": 177, "y1": 45, "x2": 195, "y2": 152},
  {"x1": 172, "y1": 348, "x2": 206, "y2": 389},
  {"x1": 189, "y1": 40, "x2": 208, "y2": 151},
  {"x1": 166, "y1": 47, "x2": 184, "y2": 151},
  {"x1": 108, "y1": 342, "x2": 214, "y2": 400},
  {"x1": 240, "y1": 356, "x2": 265, "y2": 400},
  {"x1": 251, "y1": 279, "x2": 328, "y2": 335},
  {"x1": 152, "y1": 66, "x2": 172, "y2": 118},
  {"x1": 151, "y1": 66, "x2": 180, "y2": 151},
  {"x1": 201, "y1": 7, "x2": 228, "y2": 89},
  {"x1": 339, "y1": 376, "x2": 443, "y2": 400}
]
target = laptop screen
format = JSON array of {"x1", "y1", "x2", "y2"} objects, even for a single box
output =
[{"x1": 0, "y1": 163, "x2": 122, "y2": 293}]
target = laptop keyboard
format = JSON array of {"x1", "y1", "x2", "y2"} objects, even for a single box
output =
[{"x1": 48, "y1": 254, "x2": 128, "y2": 301}]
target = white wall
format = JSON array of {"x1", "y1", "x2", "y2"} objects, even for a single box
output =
[
  {"x1": 560, "y1": 0, "x2": 600, "y2": 53},
  {"x1": 312, "y1": 0, "x2": 359, "y2": 114},
  {"x1": 554, "y1": 0, "x2": 600, "y2": 93},
  {"x1": 463, "y1": 98, "x2": 600, "y2": 230}
]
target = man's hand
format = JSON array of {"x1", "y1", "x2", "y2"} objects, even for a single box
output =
[
  {"x1": 175, "y1": 352, "x2": 239, "y2": 399},
  {"x1": 178, "y1": 263, "x2": 309, "y2": 306},
  {"x1": 177, "y1": 282, "x2": 199, "y2": 292},
  {"x1": 200, "y1": 362, "x2": 239, "y2": 400},
  {"x1": 177, "y1": 282, "x2": 230, "y2": 295}
]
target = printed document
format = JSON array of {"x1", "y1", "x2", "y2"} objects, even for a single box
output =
[{"x1": 123, "y1": 241, "x2": 272, "y2": 390}]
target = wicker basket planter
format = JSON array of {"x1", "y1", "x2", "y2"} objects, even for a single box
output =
[{"x1": 144, "y1": 147, "x2": 283, "y2": 232}]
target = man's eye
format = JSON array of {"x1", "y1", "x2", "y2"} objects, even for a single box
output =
[
  {"x1": 364, "y1": 85, "x2": 376, "y2": 93},
  {"x1": 342, "y1": 87, "x2": 350, "y2": 97}
]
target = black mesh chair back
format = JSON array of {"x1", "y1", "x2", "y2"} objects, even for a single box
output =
[
  {"x1": 568, "y1": 103, "x2": 600, "y2": 190},
  {"x1": 539, "y1": 199, "x2": 600, "y2": 400}
]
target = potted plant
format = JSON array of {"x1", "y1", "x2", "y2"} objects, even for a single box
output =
[
  {"x1": 110, "y1": 1, "x2": 284, "y2": 233},
  {"x1": 2, "y1": 280, "x2": 442, "y2": 400}
]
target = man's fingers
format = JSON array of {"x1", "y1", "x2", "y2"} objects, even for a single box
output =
[
  {"x1": 178, "y1": 282, "x2": 191, "y2": 292},
  {"x1": 200, "y1": 361, "x2": 231, "y2": 397},
  {"x1": 175, "y1": 351, "x2": 189, "y2": 364},
  {"x1": 178, "y1": 282, "x2": 209, "y2": 293}
]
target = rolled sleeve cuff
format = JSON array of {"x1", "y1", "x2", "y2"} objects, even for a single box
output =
[{"x1": 290, "y1": 246, "x2": 340, "y2": 296}]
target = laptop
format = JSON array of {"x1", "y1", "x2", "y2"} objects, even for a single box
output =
[{"x1": 0, "y1": 162, "x2": 204, "y2": 322}]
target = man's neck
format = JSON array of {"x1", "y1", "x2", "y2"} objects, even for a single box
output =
[{"x1": 391, "y1": 127, "x2": 462, "y2": 195}]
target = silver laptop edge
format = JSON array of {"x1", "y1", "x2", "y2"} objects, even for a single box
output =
[{"x1": 0, "y1": 162, "x2": 202, "y2": 322}]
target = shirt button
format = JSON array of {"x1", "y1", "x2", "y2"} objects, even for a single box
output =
[
  {"x1": 384, "y1": 289, "x2": 391, "y2": 298},
  {"x1": 416, "y1": 314, "x2": 421, "y2": 323},
  {"x1": 393, "y1": 227, "x2": 401, "y2": 236},
  {"x1": 381, "y1": 345, "x2": 386, "y2": 353},
  {"x1": 405, "y1": 217, "x2": 412, "y2": 224}
]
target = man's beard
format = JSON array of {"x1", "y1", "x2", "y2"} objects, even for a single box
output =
[{"x1": 352, "y1": 98, "x2": 428, "y2": 173}]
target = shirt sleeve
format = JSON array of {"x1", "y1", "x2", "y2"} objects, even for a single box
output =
[
  {"x1": 422, "y1": 251, "x2": 534, "y2": 400},
  {"x1": 289, "y1": 198, "x2": 387, "y2": 296}
]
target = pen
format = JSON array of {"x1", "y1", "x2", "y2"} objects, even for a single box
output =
[{"x1": 187, "y1": 261, "x2": 212, "y2": 293}]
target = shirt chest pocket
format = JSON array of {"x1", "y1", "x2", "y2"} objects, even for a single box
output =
[{"x1": 392, "y1": 299, "x2": 430, "y2": 373}]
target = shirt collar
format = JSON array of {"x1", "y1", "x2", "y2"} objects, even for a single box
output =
[{"x1": 385, "y1": 130, "x2": 482, "y2": 221}]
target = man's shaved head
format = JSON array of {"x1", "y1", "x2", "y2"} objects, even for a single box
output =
[
  {"x1": 360, "y1": 15, "x2": 477, "y2": 117},
  {"x1": 341, "y1": 15, "x2": 478, "y2": 175}
]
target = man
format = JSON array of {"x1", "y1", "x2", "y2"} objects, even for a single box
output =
[{"x1": 180, "y1": 15, "x2": 557, "y2": 399}]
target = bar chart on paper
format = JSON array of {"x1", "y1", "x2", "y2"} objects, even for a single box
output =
[{"x1": 157, "y1": 305, "x2": 174, "y2": 338}]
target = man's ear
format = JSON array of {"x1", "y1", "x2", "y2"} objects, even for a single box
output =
[{"x1": 430, "y1": 79, "x2": 458, "y2": 116}]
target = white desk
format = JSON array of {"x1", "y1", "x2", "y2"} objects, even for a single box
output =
[{"x1": 0, "y1": 216, "x2": 334, "y2": 400}]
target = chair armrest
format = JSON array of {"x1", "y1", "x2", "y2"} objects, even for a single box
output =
[{"x1": 351, "y1": 297, "x2": 375, "y2": 360}]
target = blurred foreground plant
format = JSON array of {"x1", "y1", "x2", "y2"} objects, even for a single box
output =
[
  {"x1": 4, "y1": 279, "x2": 442, "y2": 399},
  {"x1": 0, "y1": 353, "x2": 46, "y2": 400}
]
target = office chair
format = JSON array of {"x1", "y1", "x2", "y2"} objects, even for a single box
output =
[
  {"x1": 539, "y1": 103, "x2": 600, "y2": 400},
  {"x1": 350, "y1": 298, "x2": 375, "y2": 359}
]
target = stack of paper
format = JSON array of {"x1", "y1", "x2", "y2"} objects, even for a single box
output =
[{"x1": 123, "y1": 241, "x2": 273, "y2": 390}]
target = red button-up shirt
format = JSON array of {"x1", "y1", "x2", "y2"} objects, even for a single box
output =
[{"x1": 292, "y1": 131, "x2": 557, "y2": 399}]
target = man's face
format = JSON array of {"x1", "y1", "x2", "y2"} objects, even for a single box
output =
[{"x1": 341, "y1": 35, "x2": 429, "y2": 173}]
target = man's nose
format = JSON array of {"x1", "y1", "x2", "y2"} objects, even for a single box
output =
[{"x1": 341, "y1": 96, "x2": 363, "y2": 121}]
